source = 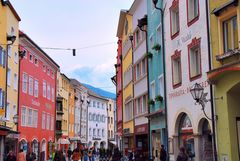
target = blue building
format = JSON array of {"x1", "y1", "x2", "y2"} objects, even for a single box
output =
[{"x1": 147, "y1": 0, "x2": 167, "y2": 159}]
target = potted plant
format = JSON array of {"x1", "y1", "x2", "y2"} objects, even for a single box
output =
[
  {"x1": 148, "y1": 99, "x2": 155, "y2": 105},
  {"x1": 152, "y1": 43, "x2": 161, "y2": 51},
  {"x1": 155, "y1": 95, "x2": 163, "y2": 102},
  {"x1": 145, "y1": 52, "x2": 153, "y2": 59}
]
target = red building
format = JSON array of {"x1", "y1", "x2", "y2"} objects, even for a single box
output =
[
  {"x1": 18, "y1": 31, "x2": 59, "y2": 160},
  {"x1": 116, "y1": 38, "x2": 123, "y2": 150}
]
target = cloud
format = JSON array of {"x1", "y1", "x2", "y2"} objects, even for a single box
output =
[{"x1": 67, "y1": 59, "x2": 116, "y2": 93}]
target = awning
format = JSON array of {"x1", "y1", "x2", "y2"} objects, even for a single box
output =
[
  {"x1": 109, "y1": 141, "x2": 117, "y2": 145},
  {"x1": 57, "y1": 138, "x2": 70, "y2": 145}
]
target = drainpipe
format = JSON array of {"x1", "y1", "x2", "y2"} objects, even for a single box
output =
[
  {"x1": 205, "y1": 0, "x2": 218, "y2": 160},
  {"x1": 153, "y1": 1, "x2": 169, "y2": 159}
]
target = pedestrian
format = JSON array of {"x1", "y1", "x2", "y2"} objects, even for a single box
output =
[
  {"x1": 71, "y1": 148, "x2": 80, "y2": 161},
  {"x1": 18, "y1": 149, "x2": 26, "y2": 161},
  {"x1": 160, "y1": 145, "x2": 167, "y2": 161},
  {"x1": 54, "y1": 150, "x2": 66, "y2": 161},
  {"x1": 88, "y1": 147, "x2": 93, "y2": 161},
  {"x1": 176, "y1": 146, "x2": 188, "y2": 161},
  {"x1": 67, "y1": 148, "x2": 72, "y2": 161},
  {"x1": 6, "y1": 150, "x2": 16, "y2": 161},
  {"x1": 26, "y1": 149, "x2": 36, "y2": 161}
]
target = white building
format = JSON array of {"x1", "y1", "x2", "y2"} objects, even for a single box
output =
[
  {"x1": 87, "y1": 90, "x2": 108, "y2": 149},
  {"x1": 164, "y1": 0, "x2": 213, "y2": 160},
  {"x1": 70, "y1": 79, "x2": 88, "y2": 146}
]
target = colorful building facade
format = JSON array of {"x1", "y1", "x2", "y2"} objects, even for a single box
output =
[
  {"x1": 147, "y1": 0, "x2": 167, "y2": 160},
  {"x1": 107, "y1": 99, "x2": 116, "y2": 149},
  {"x1": 68, "y1": 84, "x2": 75, "y2": 148},
  {"x1": 19, "y1": 31, "x2": 59, "y2": 160},
  {"x1": 207, "y1": 1, "x2": 240, "y2": 160},
  {"x1": 117, "y1": 10, "x2": 134, "y2": 152},
  {"x1": 129, "y1": 0, "x2": 149, "y2": 156},
  {"x1": 164, "y1": 0, "x2": 214, "y2": 160}
]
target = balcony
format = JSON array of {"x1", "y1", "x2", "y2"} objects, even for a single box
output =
[{"x1": 216, "y1": 49, "x2": 240, "y2": 66}]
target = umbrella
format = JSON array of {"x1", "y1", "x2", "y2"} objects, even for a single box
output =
[{"x1": 57, "y1": 138, "x2": 70, "y2": 145}]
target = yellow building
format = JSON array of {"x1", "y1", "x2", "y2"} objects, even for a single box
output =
[
  {"x1": 207, "y1": 1, "x2": 240, "y2": 160},
  {"x1": 117, "y1": 10, "x2": 134, "y2": 151},
  {"x1": 68, "y1": 84, "x2": 75, "y2": 138},
  {"x1": 56, "y1": 72, "x2": 70, "y2": 140},
  {"x1": 107, "y1": 99, "x2": 116, "y2": 149}
]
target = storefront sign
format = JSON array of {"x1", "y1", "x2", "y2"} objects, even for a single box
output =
[
  {"x1": 32, "y1": 99, "x2": 40, "y2": 107},
  {"x1": 135, "y1": 124, "x2": 148, "y2": 134},
  {"x1": 7, "y1": 133, "x2": 20, "y2": 139},
  {"x1": 169, "y1": 80, "x2": 209, "y2": 99}
]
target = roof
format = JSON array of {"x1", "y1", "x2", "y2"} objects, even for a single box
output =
[
  {"x1": 19, "y1": 30, "x2": 60, "y2": 68},
  {"x1": 2, "y1": 0, "x2": 21, "y2": 21},
  {"x1": 87, "y1": 88, "x2": 108, "y2": 101},
  {"x1": 60, "y1": 73, "x2": 70, "y2": 82},
  {"x1": 116, "y1": 10, "x2": 128, "y2": 37},
  {"x1": 128, "y1": 0, "x2": 141, "y2": 15}
]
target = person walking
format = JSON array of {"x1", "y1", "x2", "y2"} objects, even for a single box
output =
[
  {"x1": 18, "y1": 149, "x2": 26, "y2": 161},
  {"x1": 26, "y1": 149, "x2": 36, "y2": 161},
  {"x1": 71, "y1": 148, "x2": 80, "y2": 161},
  {"x1": 53, "y1": 150, "x2": 66, "y2": 161},
  {"x1": 160, "y1": 145, "x2": 167, "y2": 161},
  {"x1": 6, "y1": 150, "x2": 16, "y2": 161},
  {"x1": 67, "y1": 148, "x2": 72, "y2": 161},
  {"x1": 176, "y1": 146, "x2": 188, "y2": 161}
]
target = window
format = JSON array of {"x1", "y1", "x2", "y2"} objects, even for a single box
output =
[
  {"x1": 102, "y1": 115, "x2": 105, "y2": 123},
  {"x1": 142, "y1": 58, "x2": 146, "y2": 75},
  {"x1": 92, "y1": 114, "x2": 96, "y2": 121},
  {"x1": 29, "y1": 54, "x2": 33, "y2": 62},
  {"x1": 42, "y1": 113, "x2": 46, "y2": 129},
  {"x1": 46, "y1": 114, "x2": 50, "y2": 130},
  {"x1": 28, "y1": 108, "x2": 33, "y2": 126},
  {"x1": 33, "y1": 110, "x2": 38, "y2": 128},
  {"x1": 47, "y1": 84, "x2": 50, "y2": 100},
  {"x1": 7, "y1": 45, "x2": 12, "y2": 57},
  {"x1": 109, "y1": 104, "x2": 112, "y2": 111},
  {"x1": 102, "y1": 129, "x2": 105, "y2": 137},
  {"x1": 29, "y1": 76, "x2": 33, "y2": 95},
  {"x1": 102, "y1": 103, "x2": 104, "y2": 109},
  {"x1": 7, "y1": 68, "x2": 11, "y2": 86},
  {"x1": 51, "y1": 116, "x2": 54, "y2": 131},
  {"x1": 123, "y1": 66, "x2": 132, "y2": 87},
  {"x1": 135, "y1": 29, "x2": 141, "y2": 46},
  {"x1": 136, "y1": 97, "x2": 141, "y2": 115},
  {"x1": 43, "y1": 65, "x2": 46, "y2": 72},
  {"x1": 34, "y1": 80, "x2": 39, "y2": 97},
  {"x1": 223, "y1": 16, "x2": 238, "y2": 52},
  {"x1": 34, "y1": 58, "x2": 38, "y2": 66},
  {"x1": 111, "y1": 117, "x2": 113, "y2": 124},
  {"x1": 47, "y1": 68, "x2": 50, "y2": 75},
  {"x1": 156, "y1": 25, "x2": 162, "y2": 43},
  {"x1": 22, "y1": 73, "x2": 28, "y2": 93},
  {"x1": 125, "y1": 101, "x2": 133, "y2": 121},
  {"x1": 108, "y1": 116, "x2": 110, "y2": 124},
  {"x1": 187, "y1": 0, "x2": 199, "y2": 24},
  {"x1": 97, "y1": 102, "x2": 100, "y2": 108},
  {"x1": 151, "y1": 81, "x2": 155, "y2": 99},
  {"x1": 89, "y1": 128, "x2": 92, "y2": 136},
  {"x1": 0, "y1": 89, "x2": 4, "y2": 108},
  {"x1": 0, "y1": 47, "x2": 6, "y2": 67},
  {"x1": 159, "y1": 75, "x2": 164, "y2": 97},
  {"x1": 52, "y1": 87, "x2": 54, "y2": 102},
  {"x1": 14, "y1": 52, "x2": 18, "y2": 64},
  {"x1": 172, "y1": 51, "x2": 182, "y2": 86},
  {"x1": 108, "y1": 130, "x2": 110, "y2": 137},
  {"x1": 21, "y1": 106, "x2": 27, "y2": 126},
  {"x1": 135, "y1": 63, "x2": 141, "y2": 80},
  {"x1": 170, "y1": 3, "x2": 180, "y2": 38},
  {"x1": 93, "y1": 129, "x2": 96, "y2": 136},
  {"x1": 6, "y1": 103, "x2": 10, "y2": 120},
  {"x1": 13, "y1": 73, "x2": 18, "y2": 90},
  {"x1": 98, "y1": 129, "x2": 100, "y2": 137},
  {"x1": 93, "y1": 101, "x2": 96, "y2": 107},
  {"x1": 43, "y1": 81, "x2": 46, "y2": 98},
  {"x1": 189, "y1": 42, "x2": 201, "y2": 79},
  {"x1": 142, "y1": 95, "x2": 147, "y2": 113}
]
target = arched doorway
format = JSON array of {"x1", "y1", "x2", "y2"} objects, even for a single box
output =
[
  {"x1": 199, "y1": 119, "x2": 213, "y2": 161},
  {"x1": 41, "y1": 140, "x2": 46, "y2": 161},
  {"x1": 32, "y1": 139, "x2": 39, "y2": 160},
  {"x1": 100, "y1": 141, "x2": 106, "y2": 149},
  {"x1": 179, "y1": 114, "x2": 195, "y2": 159},
  {"x1": 19, "y1": 139, "x2": 27, "y2": 153},
  {"x1": 93, "y1": 141, "x2": 99, "y2": 150}
]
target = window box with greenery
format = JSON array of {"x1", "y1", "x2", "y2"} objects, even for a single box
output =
[
  {"x1": 145, "y1": 52, "x2": 153, "y2": 59},
  {"x1": 152, "y1": 43, "x2": 161, "y2": 51},
  {"x1": 148, "y1": 99, "x2": 155, "y2": 106},
  {"x1": 155, "y1": 95, "x2": 163, "y2": 102}
]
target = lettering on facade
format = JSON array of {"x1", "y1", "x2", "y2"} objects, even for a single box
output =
[
  {"x1": 174, "y1": 31, "x2": 192, "y2": 48},
  {"x1": 32, "y1": 99, "x2": 40, "y2": 107},
  {"x1": 169, "y1": 81, "x2": 209, "y2": 99}
]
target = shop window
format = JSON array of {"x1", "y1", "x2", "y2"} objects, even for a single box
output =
[
  {"x1": 187, "y1": 0, "x2": 199, "y2": 26},
  {"x1": 223, "y1": 16, "x2": 238, "y2": 52},
  {"x1": 171, "y1": 50, "x2": 182, "y2": 87},
  {"x1": 188, "y1": 38, "x2": 201, "y2": 80},
  {"x1": 170, "y1": 0, "x2": 180, "y2": 39}
]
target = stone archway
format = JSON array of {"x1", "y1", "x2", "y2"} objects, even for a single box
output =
[{"x1": 197, "y1": 118, "x2": 213, "y2": 161}]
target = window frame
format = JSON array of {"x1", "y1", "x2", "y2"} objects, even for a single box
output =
[
  {"x1": 171, "y1": 50, "x2": 182, "y2": 88},
  {"x1": 186, "y1": 0, "x2": 200, "y2": 26},
  {"x1": 169, "y1": 0, "x2": 180, "y2": 39},
  {"x1": 188, "y1": 37, "x2": 202, "y2": 81}
]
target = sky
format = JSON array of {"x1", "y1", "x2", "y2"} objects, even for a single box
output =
[{"x1": 10, "y1": 0, "x2": 134, "y2": 93}]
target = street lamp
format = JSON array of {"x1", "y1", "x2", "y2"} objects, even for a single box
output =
[
  {"x1": 13, "y1": 114, "x2": 18, "y2": 125},
  {"x1": 7, "y1": 35, "x2": 16, "y2": 45}
]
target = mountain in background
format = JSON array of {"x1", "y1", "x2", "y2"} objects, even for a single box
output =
[{"x1": 82, "y1": 83, "x2": 116, "y2": 100}]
